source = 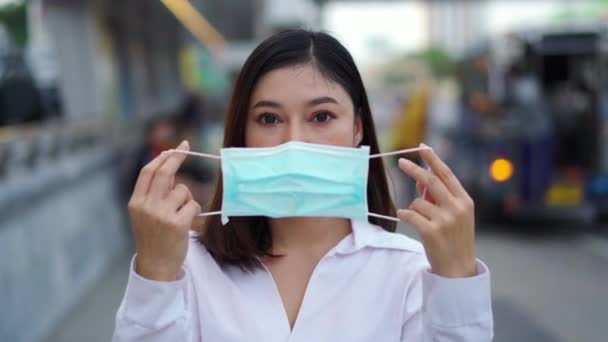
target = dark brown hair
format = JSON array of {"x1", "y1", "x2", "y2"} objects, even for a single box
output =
[{"x1": 197, "y1": 30, "x2": 396, "y2": 270}]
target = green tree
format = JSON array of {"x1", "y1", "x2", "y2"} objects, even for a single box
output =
[
  {"x1": 412, "y1": 47, "x2": 454, "y2": 78},
  {"x1": 0, "y1": 1, "x2": 27, "y2": 47}
]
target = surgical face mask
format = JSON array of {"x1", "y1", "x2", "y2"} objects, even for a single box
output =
[{"x1": 165, "y1": 141, "x2": 431, "y2": 225}]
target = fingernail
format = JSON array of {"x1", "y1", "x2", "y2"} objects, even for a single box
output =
[
  {"x1": 176, "y1": 140, "x2": 189, "y2": 150},
  {"x1": 420, "y1": 143, "x2": 432, "y2": 152}
]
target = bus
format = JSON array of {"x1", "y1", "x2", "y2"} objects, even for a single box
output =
[{"x1": 453, "y1": 21, "x2": 608, "y2": 224}]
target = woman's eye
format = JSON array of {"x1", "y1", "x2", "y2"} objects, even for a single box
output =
[
  {"x1": 313, "y1": 112, "x2": 333, "y2": 123},
  {"x1": 258, "y1": 114, "x2": 278, "y2": 125}
]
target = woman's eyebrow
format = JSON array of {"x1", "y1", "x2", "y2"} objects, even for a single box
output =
[
  {"x1": 307, "y1": 96, "x2": 338, "y2": 107},
  {"x1": 251, "y1": 100, "x2": 282, "y2": 109},
  {"x1": 251, "y1": 97, "x2": 339, "y2": 109}
]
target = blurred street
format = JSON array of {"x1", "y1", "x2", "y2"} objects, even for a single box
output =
[
  {"x1": 44, "y1": 224, "x2": 608, "y2": 342},
  {"x1": 477, "y1": 226, "x2": 608, "y2": 342}
]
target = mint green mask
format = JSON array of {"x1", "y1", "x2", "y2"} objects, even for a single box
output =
[
  {"x1": 221, "y1": 141, "x2": 369, "y2": 224},
  {"x1": 166, "y1": 141, "x2": 431, "y2": 225}
]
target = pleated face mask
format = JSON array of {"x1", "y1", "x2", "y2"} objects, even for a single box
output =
[{"x1": 165, "y1": 141, "x2": 431, "y2": 225}]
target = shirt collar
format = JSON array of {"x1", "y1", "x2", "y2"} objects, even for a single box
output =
[{"x1": 330, "y1": 219, "x2": 424, "y2": 256}]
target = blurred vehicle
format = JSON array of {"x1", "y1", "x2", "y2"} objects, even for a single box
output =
[
  {"x1": 453, "y1": 21, "x2": 608, "y2": 225},
  {"x1": 0, "y1": 24, "x2": 44, "y2": 126}
]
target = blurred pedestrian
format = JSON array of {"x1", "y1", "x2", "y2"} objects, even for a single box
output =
[{"x1": 128, "y1": 116, "x2": 177, "y2": 194}]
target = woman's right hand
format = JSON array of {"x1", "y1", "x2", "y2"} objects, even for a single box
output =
[{"x1": 127, "y1": 140, "x2": 202, "y2": 281}]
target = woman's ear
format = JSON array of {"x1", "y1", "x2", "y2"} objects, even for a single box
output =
[{"x1": 354, "y1": 115, "x2": 363, "y2": 146}]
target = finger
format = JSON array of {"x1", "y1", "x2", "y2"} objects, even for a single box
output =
[
  {"x1": 397, "y1": 209, "x2": 432, "y2": 238},
  {"x1": 416, "y1": 180, "x2": 435, "y2": 204},
  {"x1": 419, "y1": 147, "x2": 468, "y2": 198},
  {"x1": 132, "y1": 150, "x2": 173, "y2": 199},
  {"x1": 399, "y1": 158, "x2": 453, "y2": 206},
  {"x1": 149, "y1": 140, "x2": 190, "y2": 200},
  {"x1": 176, "y1": 200, "x2": 202, "y2": 227},
  {"x1": 409, "y1": 198, "x2": 440, "y2": 221},
  {"x1": 416, "y1": 181, "x2": 423, "y2": 194},
  {"x1": 167, "y1": 184, "x2": 193, "y2": 212}
]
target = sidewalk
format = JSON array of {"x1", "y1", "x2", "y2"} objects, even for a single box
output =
[
  {"x1": 581, "y1": 226, "x2": 608, "y2": 261},
  {"x1": 44, "y1": 251, "x2": 133, "y2": 342}
]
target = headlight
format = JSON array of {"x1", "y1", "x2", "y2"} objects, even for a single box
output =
[{"x1": 490, "y1": 158, "x2": 513, "y2": 182}]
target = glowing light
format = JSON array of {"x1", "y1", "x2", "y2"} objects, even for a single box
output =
[{"x1": 490, "y1": 158, "x2": 513, "y2": 182}]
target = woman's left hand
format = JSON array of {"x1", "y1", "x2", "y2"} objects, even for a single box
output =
[{"x1": 397, "y1": 147, "x2": 477, "y2": 278}]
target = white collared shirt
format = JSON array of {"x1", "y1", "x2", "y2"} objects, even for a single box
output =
[{"x1": 113, "y1": 220, "x2": 493, "y2": 341}]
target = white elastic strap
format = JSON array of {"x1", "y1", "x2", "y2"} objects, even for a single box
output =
[
  {"x1": 369, "y1": 142, "x2": 433, "y2": 209},
  {"x1": 369, "y1": 143, "x2": 432, "y2": 159},
  {"x1": 166, "y1": 144, "x2": 432, "y2": 161},
  {"x1": 162, "y1": 149, "x2": 221, "y2": 159},
  {"x1": 197, "y1": 211, "x2": 222, "y2": 217},
  {"x1": 367, "y1": 212, "x2": 400, "y2": 222},
  {"x1": 422, "y1": 165, "x2": 432, "y2": 200},
  {"x1": 197, "y1": 211, "x2": 401, "y2": 222}
]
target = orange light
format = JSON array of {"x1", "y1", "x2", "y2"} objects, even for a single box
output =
[{"x1": 490, "y1": 158, "x2": 513, "y2": 182}]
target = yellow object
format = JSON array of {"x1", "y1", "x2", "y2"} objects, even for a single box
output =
[
  {"x1": 161, "y1": 0, "x2": 226, "y2": 53},
  {"x1": 179, "y1": 46, "x2": 199, "y2": 90},
  {"x1": 489, "y1": 158, "x2": 513, "y2": 182},
  {"x1": 545, "y1": 183, "x2": 583, "y2": 206},
  {"x1": 389, "y1": 88, "x2": 428, "y2": 153}
]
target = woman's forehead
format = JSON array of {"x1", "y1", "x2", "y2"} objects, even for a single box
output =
[{"x1": 250, "y1": 64, "x2": 351, "y2": 105}]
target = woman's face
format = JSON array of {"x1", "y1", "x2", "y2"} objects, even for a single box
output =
[{"x1": 245, "y1": 63, "x2": 363, "y2": 148}]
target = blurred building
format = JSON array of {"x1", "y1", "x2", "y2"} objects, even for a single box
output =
[
  {"x1": 214, "y1": 0, "x2": 321, "y2": 79},
  {"x1": 27, "y1": 0, "x2": 184, "y2": 122},
  {"x1": 427, "y1": 0, "x2": 485, "y2": 58}
]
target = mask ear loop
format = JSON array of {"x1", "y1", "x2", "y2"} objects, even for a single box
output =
[
  {"x1": 163, "y1": 149, "x2": 224, "y2": 219},
  {"x1": 165, "y1": 144, "x2": 434, "y2": 223},
  {"x1": 367, "y1": 143, "x2": 433, "y2": 222},
  {"x1": 162, "y1": 149, "x2": 221, "y2": 159}
]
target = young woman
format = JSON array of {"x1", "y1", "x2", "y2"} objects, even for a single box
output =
[{"x1": 113, "y1": 30, "x2": 493, "y2": 341}]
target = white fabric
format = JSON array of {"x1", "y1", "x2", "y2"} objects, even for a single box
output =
[{"x1": 112, "y1": 220, "x2": 493, "y2": 341}]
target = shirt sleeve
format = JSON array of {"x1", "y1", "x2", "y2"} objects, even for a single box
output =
[
  {"x1": 401, "y1": 259, "x2": 494, "y2": 341},
  {"x1": 112, "y1": 255, "x2": 197, "y2": 342}
]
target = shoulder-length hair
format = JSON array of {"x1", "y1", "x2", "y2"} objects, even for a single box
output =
[{"x1": 198, "y1": 30, "x2": 396, "y2": 270}]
